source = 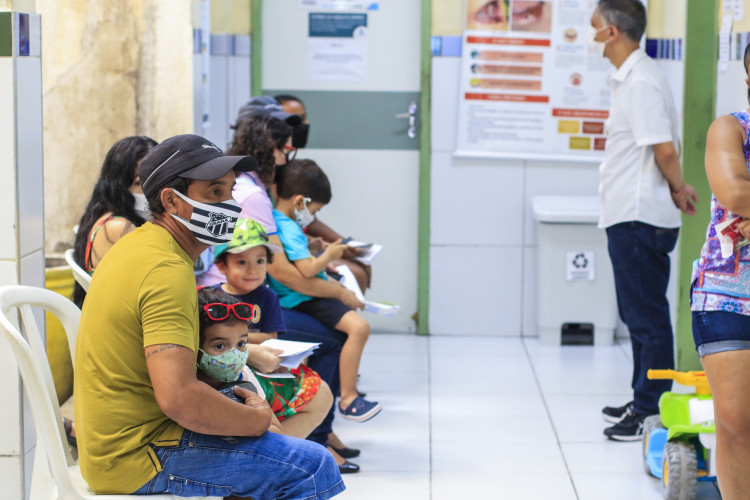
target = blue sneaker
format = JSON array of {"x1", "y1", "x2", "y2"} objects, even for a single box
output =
[{"x1": 339, "y1": 396, "x2": 382, "y2": 422}]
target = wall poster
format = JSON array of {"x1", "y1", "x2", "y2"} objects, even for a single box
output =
[
  {"x1": 455, "y1": 0, "x2": 616, "y2": 162},
  {"x1": 308, "y1": 13, "x2": 369, "y2": 82}
]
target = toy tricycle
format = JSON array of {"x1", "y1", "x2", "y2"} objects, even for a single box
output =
[{"x1": 643, "y1": 369, "x2": 717, "y2": 500}]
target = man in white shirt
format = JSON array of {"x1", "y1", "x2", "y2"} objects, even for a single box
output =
[{"x1": 590, "y1": 0, "x2": 698, "y2": 441}]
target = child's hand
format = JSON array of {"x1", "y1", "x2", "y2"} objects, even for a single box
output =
[
  {"x1": 342, "y1": 245, "x2": 364, "y2": 259},
  {"x1": 307, "y1": 236, "x2": 327, "y2": 255},
  {"x1": 322, "y1": 239, "x2": 347, "y2": 261},
  {"x1": 338, "y1": 288, "x2": 365, "y2": 310},
  {"x1": 246, "y1": 345, "x2": 283, "y2": 373}
]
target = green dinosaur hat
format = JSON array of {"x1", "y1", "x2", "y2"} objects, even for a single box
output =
[{"x1": 214, "y1": 218, "x2": 282, "y2": 260}]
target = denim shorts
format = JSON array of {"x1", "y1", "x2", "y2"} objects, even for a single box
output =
[{"x1": 692, "y1": 310, "x2": 750, "y2": 357}]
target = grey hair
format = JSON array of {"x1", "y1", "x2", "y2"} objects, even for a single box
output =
[{"x1": 596, "y1": 0, "x2": 646, "y2": 43}]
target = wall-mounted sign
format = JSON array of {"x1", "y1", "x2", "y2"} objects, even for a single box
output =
[
  {"x1": 308, "y1": 13, "x2": 369, "y2": 82},
  {"x1": 456, "y1": 0, "x2": 615, "y2": 162}
]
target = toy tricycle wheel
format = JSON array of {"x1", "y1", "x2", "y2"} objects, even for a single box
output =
[
  {"x1": 643, "y1": 415, "x2": 664, "y2": 475},
  {"x1": 662, "y1": 441, "x2": 697, "y2": 500}
]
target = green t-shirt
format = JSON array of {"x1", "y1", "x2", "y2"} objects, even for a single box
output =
[{"x1": 74, "y1": 223, "x2": 199, "y2": 494}]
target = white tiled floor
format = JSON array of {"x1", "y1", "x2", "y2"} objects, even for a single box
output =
[{"x1": 334, "y1": 333, "x2": 723, "y2": 499}]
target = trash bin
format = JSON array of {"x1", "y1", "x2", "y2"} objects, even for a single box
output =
[{"x1": 532, "y1": 196, "x2": 617, "y2": 346}]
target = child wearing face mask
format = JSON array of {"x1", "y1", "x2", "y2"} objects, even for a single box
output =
[
  {"x1": 197, "y1": 287, "x2": 332, "y2": 442},
  {"x1": 205, "y1": 222, "x2": 336, "y2": 446},
  {"x1": 270, "y1": 159, "x2": 382, "y2": 423},
  {"x1": 196, "y1": 286, "x2": 268, "y2": 399}
]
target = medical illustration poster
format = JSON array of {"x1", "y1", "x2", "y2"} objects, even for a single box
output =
[{"x1": 456, "y1": 0, "x2": 612, "y2": 161}]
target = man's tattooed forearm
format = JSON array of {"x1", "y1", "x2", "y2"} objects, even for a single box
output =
[{"x1": 145, "y1": 344, "x2": 181, "y2": 360}]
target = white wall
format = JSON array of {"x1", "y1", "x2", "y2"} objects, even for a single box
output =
[
  {"x1": 0, "y1": 9, "x2": 47, "y2": 499},
  {"x1": 193, "y1": 30, "x2": 251, "y2": 147},
  {"x1": 428, "y1": 56, "x2": 600, "y2": 336},
  {"x1": 428, "y1": 49, "x2": 683, "y2": 337}
]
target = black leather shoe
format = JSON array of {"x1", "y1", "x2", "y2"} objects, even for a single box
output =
[
  {"x1": 331, "y1": 445, "x2": 360, "y2": 459},
  {"x1": 338, "y1": 460, "x2": 360, "y2": 474}
]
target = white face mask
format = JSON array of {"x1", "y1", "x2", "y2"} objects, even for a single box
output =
[
  {"x1": 170, "y1": 189, "x2": 242, "y2": 245},
  {"x1": 294, "y1": 197, "x2": 315, "y2": 228},
  {"x1": 588, "y1": 25, "x2": 611, "y2": 58},
  {"x1": 132, "y1": 192, "x2": 151, "y2": 221}
]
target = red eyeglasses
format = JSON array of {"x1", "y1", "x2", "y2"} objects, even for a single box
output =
[
  {"x1": 202, "y1": 303, "x2": 259, "y2": 322},
  {"x1": 283, "y1": 144, "x2": 298, "y2": 161}
]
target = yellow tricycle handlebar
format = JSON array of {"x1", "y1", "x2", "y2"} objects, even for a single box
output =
[{"x1": 647, "y1": 369, "x2": 711, "y2": 396}]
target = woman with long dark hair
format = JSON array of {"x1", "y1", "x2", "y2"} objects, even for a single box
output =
[
  {"x1": 72, "y1": 136, "x2": 157, "y2": 305},
  {"x1": 197, "y1": 115, "x2": 293, "y2": 287},
  {"x1": 228, "y1": 114, "x2": 294, "y2": 185}
]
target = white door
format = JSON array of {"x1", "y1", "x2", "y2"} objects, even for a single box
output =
[{"x1": 261, "y1": 0, "x2": 422, "y2": 332}]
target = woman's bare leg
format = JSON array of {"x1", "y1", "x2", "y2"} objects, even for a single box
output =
[{"x1": 702, "y1": 350, "x2": 750, "y2": 500}]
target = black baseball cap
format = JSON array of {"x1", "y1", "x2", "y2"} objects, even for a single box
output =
[
  {"x1": 138, "y1": 134, "x2": 258, "y2": 198},
  {"x1": 234, "y1": 96, "x2": 302, "y2": 126}
]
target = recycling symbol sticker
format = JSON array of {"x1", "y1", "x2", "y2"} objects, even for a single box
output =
[
  {"x1": 566, "y1": 251, "x2": 595, "y2": 281},
  {"x1": 572, "y1": 253, "x2": 589, "y2": 269}
]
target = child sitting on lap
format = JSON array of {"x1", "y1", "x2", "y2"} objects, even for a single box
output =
[
  {"x1": 208, "y1": 220, "x2": 333, "y2": 436},
  {"x1": 270, "y1": 159, "x2": 381, "y2": 423},
  {"x1": 195, "y1": 287, "x2": 276, "y2": 421}
]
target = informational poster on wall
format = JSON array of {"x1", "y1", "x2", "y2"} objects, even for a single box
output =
[
  {"x1": 455, "y1": 0, "x2": 615, "y2": 162},
  {"x1": 308, "y1": 13, "x2": 369, "y2": 82}
]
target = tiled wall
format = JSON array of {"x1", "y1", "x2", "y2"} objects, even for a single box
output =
[
  {"x1": 0, "y1": 9, "x2": 46, "y2": 499},
  {"x1": 193, "y1": 31, "x2": 252, "y2": 147},
  {"x1": 428, "y1": 37, "x2": 683, "y2": 337},
  {"x1": 192, "y1": 0, "x2": 251, "y2": 147}
]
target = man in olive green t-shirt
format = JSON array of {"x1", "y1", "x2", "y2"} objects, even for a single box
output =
[{"x1": 74, "y1": 134, "x2": 343, "y2": 498}]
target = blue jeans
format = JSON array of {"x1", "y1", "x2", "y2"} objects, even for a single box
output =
[
  {"x1": 281, "y1": 309, "x2": 346, "y2": 445},
  {"x1": 692, "y1": 310, "x2": 750, "y2": 357},
  {"x1": 132, "y1": 430, "x2": 345, "y2": 499},
  {"x1": 606, "y1": 222, "x2": 678, "y2": 416}
]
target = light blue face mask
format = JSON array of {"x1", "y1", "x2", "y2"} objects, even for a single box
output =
[
  {"x1": 197, "y1": 347, "x2": 249, "y2": 382},
  {"x1": 294, "y1": 197, "x2": 315, "y2": 228}
]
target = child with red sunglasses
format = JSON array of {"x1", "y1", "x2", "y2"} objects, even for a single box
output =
[
  {"x1": 196, "y1": 287, "x2": 270, "y2": 402},
  {"x1": 197, "y1": 286, "x2": 331, "y2": 442}
]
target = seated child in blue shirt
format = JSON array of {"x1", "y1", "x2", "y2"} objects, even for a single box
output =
[
  {"x1": 209, "y1": 219, "x2": 336, "y2": 442},
  {"x1": 269, "y1": 159, "x2": 381, "y2": 423}
]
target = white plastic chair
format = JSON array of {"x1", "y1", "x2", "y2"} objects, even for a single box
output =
[
  {"x1": 63, "y1": 249, "x2": 91, "y2": 292},
  {"x1": 0, "y1": 285, "x2": 219, "y2": 499}
]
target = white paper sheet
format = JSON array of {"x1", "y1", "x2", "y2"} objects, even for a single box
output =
[
  {"x1": 260, "y1": 339, "x2": 320, "y2": 369},
  {"x1": 353, "y1": 243, "x2": 383, "y2": 265},
  {"x1": 335, "y1": 265, "x2": 400, "y2": 317}
]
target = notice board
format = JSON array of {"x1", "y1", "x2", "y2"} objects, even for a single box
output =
[{"x1": 455, "y1": 0, "x2": 617, "y2": 162}]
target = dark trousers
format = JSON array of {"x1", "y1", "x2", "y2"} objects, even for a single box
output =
[
  {"x1": 606, "y1": 221, "x2": 678, "y2": 415},
  {"x1": 281, "y1": 308, "x2": 346, "y2": 445}
]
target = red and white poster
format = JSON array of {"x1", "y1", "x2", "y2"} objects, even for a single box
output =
[{"x1": 455, "y1": 0, "x2": 614, "y2": 162}]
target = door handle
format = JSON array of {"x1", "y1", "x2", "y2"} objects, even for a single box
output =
[{"x1": 395, "y1": 101, "x2": 418, "y2": 139}]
